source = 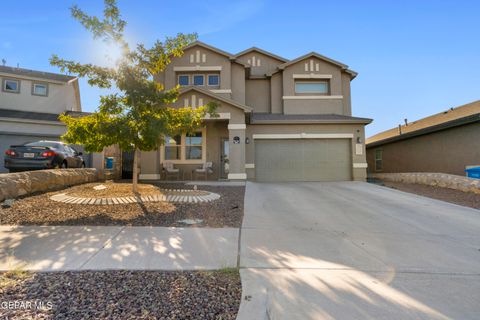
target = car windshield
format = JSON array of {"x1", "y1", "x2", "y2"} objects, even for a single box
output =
[{"x1": 24, "y1": 141, "x2": 61, "y2": 148}]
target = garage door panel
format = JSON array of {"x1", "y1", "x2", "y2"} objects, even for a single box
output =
[{"x1": 255, "y1": 139, "x2": 351, "y2": 182}]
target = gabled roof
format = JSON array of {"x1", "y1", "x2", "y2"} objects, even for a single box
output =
[
  {"x1": 178, "y1": 86, "x2": 253, "y2": 112},
  {"x1": 0, "y1": 65, "x2": 77, "y2": 83},
  {"x1": 367, "y1": 100, "x2": 480, "y2": 146},
  {"x1": 276, "y1": 52, "x2": 358, "y2": 78},
  {"x1": 234, "y1": 47, "x2": 288, "y2": 63},
  {"x1": 180, "y1": 41, "x2": 249, "y2": 67}
]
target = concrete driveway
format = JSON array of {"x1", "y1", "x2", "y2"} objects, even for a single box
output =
[{"x1": 237, "y1": 181, "x2": 480, "y2": 320}]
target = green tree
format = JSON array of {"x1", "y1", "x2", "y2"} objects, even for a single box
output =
[{"x1": 51, "y1": 0, "x2": 217, "y2": 192}]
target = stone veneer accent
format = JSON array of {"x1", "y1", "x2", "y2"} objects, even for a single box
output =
[
  {"x1": 370, "y1": 172, "x2": 480, "y2": 194},
  {"x1": 50, "y1": 189, "x2": 220, "y2": 205},
  {"x1": 0, "y1": 169, "x2": 99, "y2": 202}
]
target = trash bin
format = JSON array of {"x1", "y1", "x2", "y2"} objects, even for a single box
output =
[
  {"x1": 105, "y1": 157, "x2": 114, "y2": 169},
  {"x1": 465, "y1": 166, "x2": 480, "y2": 179}
]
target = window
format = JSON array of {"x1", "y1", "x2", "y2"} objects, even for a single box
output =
[
  {"x1": 207, "y1": 74, "x2": 219, "y2": 86},
  {"x1": 3, "y1": 79, "x2": 20, "y2": 93},
  {"x1": 32, "y1": 83, "x2": 48, "y2": 96},
  {"x1": 193, "y1": 75, "x2": 204, "y2": 86},
  {"x1": 375, "y1": 149, "x2": 383, "y2": 171},
  {"x1": 295, "y1": 81, "x2": 329, "y2": 94},
  {"x1": 185, "y1": 132, "x2": 203, "y2": 160},
  {"x1": 178, "y1": 75, "x2": 189, "y2": 86},
  {"x1": 161, "y1": 129, "x2": 206, "y2": 163},
  {"x1": 164, "y1": 135, "x2": 182, "y2": 160}
]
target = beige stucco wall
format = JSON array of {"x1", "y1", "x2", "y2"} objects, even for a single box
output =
[
  {"x1": 235, "y1": 51, "x2": 284, "y2": 76},
  {"x1": 366, "y1": 123, "x2": 480, "y2": 176},
  {"x1": 283, "y1": 98, "x2": 345, "y2": 115},
  {"x1": 162, "y1": 47, "x2": 232, "y2": 94},
  {"x1": 0, "y1": 76, "x2": 79, "y2": 114},
  {"x1": 281, "y1": 57, "x2": 352, "y2": 115},
  {"x1": 231, "y1": 63, "x2": 246, "y2": 104},
  {"x1": 246, "y1": 123, "x2": 367, "y2": 181},
  {"x1": 246, "y1": 79, "x2": 270, "y2": 113},
  {"x1": 270, "y1": 73, "x2": 283, "y2": 114}
]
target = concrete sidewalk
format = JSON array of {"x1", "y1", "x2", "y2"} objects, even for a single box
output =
[{"x1": 0, "y1": 226, "x2": 239, "y2": 271}]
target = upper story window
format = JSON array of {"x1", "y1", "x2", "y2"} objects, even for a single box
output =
[
  {"x1": 295, "y1": 80, "x2": 329, "y2": 95},
  {"x1": 2, "y1": 79, "x2": 20, "y2": 93},
  {"x1": 207, "y1": 74, "x2": 219, "y2": 86},
  {"x1": 32, "y1": 83, "x2": 48, "y2": 96},
  {"x1": 193, "y1": 75, "x2": 204, "y2": 86},
  {"x1": 178, "y1": 75, "x2": 190, "y2": 86}
]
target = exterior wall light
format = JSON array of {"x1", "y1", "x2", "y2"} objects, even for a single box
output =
[{"x1": 245, "y1": 137, "x2": 250, "y2": 144}]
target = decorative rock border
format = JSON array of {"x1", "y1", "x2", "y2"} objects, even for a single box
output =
[{"x1": 50, "y1": 189, "x2": 221, "y2": 205}]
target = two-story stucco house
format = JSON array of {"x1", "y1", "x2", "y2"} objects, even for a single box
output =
[
  {"x1": 0, "y1": 65, "x2": 83, "y2": 172},
  {"x1": 139, "y1": 41, "x2": 372, "y2": 182}
]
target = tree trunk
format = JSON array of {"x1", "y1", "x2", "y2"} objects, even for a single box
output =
[{"x1": 132, "y1": 148, "x2": 139, "y2": 193}]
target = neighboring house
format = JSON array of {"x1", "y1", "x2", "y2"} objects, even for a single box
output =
[
  {"x1": 139, "y1": 41, "x2": 372, "y2": 181},
  {"x1": 366, "y1": 100, "x2": 480, "y2": 176},
  {"x1": 0, "y1": 65, "x2": 84, "y2": 172}
]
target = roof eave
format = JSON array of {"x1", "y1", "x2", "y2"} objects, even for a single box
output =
[{"x1": 367, "y1": 113, "x2": 480, "y2": 147}]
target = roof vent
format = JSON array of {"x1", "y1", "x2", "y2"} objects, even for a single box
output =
[
  {"x1": 398, "y1": 124, "x2": 402, "y2": 134},
  {"x1": 1, "y1": 59, "x2": 5, "y2": 66},
  {"x1": 404, "y1": 118, "x2": 408, "y2": 126}
]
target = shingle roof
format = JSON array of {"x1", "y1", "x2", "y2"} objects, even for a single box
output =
[
  {"x1": 367, "y1": 100, "x2": 480, "y2": 145},
  {"x1": 0, "y1": 109, "x2": 91, "y2": 122},
  {"x1": 251, "y1": 113, "x2": 372, "y2": 124},
  {"x1": 0, "y1": 65, "x2": 76, "y2": 82}
]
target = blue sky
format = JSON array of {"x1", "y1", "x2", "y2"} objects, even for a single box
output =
[{"x1": 1, "y1": 0, "x2": 479, "y2": 136}]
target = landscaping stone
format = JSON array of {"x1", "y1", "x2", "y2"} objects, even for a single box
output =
[
  {"x1": 1, "y1": 199, "x2": 14, "y2": 208},
  {"x1": 0, "y1": 169, "x2": 99, "y2": 202},
  {"x1": 370, "y1": 172, "x2": 480, "y2": 194},
  {"x1": 178, "y1": 219, "x2": 204, "y2": 225}
]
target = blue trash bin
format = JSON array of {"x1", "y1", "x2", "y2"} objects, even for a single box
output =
[
  {"x1": 465, "y1": 166, "x2": 480, "y2": 179},
  {"x1": 105, "y1": 157, "x2": 114, "y2": 169}
]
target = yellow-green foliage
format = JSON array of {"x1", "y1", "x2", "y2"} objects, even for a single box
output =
[{"x1": 51, "y1": 0, "x2": 217, "y2": 153}]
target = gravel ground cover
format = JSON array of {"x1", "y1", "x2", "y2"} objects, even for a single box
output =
[
  {"x1": 0, "y1": 269, "x2": 241, "y2": 320},
  {"x1": 67, "y1": 182, "x2": 209, "y2": 197},
  {"x1": 382, "y1": 181, "x2": 480, "y2": 210},
  {"x1": 0, "y1": 182, "x2": 245, "y2": 227}
]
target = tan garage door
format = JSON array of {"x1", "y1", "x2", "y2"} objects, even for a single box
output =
[{"x1": 255, "y1": 139, "x2": 352, "y2": 182}]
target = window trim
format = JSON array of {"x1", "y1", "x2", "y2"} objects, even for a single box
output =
[
  {"x1": 294, "y1": 80, "x2": 330, "y2": 95},
  {"x1": 164, "y1": 134, "x2": 182, "y2": 161},
  {"x1": 160, "y1": 127, "x2": 207, "y2": 164},
  {"x1": 207, "y1": 74, "x2": 220, "y2": 86},
  {"x1": 178, "y1": 74, "x2": 190, "y2": 86},
  {"x1": 32, "y1": 82, "x2": 49, "y2": 97},
  {"x1": 374, "y1": 149, "x2": 383, "y2": 172},
  {"x1": 2, "y1": 78, "x2": 20, "y2": 93},
  {"x1": 193, "y1": 74, "x2": 205, "y2": 86}
]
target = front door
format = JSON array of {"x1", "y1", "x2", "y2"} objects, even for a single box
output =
[{"x1": 220, "y1": 138, "x2": 229, "y2": 179}]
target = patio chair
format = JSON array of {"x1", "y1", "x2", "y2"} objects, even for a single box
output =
[
  {"x1": 193, "y1": 162, "x2": 214, "y2": 181},
  {"x1": 162, "y1": 161, "x2": 180, "y2": 180}
]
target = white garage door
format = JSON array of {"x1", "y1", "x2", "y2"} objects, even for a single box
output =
[{"x1": 255, "y1": 139, "x2": 352, "y2": 182}]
